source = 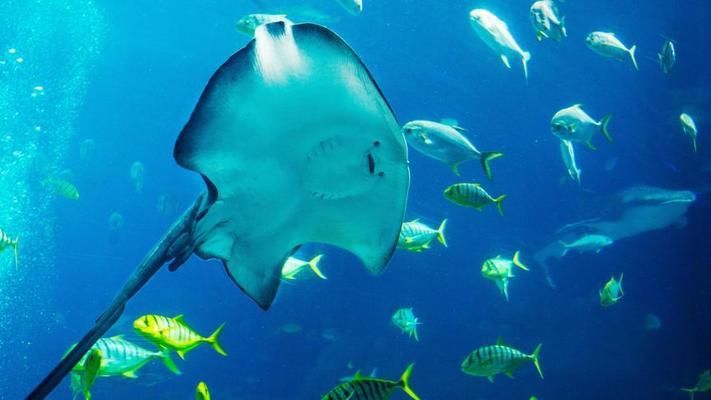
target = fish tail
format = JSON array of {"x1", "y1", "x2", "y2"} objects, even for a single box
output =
[
  {"x1": 557, "y1": 241, "x2": 569, "y2": 257},
  {"x1": 618, "y1": 273, "x2": 624, "y2": 295},
  {"x1": 629, "y1": 45, "x2": 639, "y2": 71},
  {"x1": 531, "y1": 343, "x2": 544, "y2": 379},
  {"x1": 307, "y1": 254, "x2": 327, "y2": 279},
  {"x1": 480, "y1": 151, "x2": 503, "y2": 181},
  {"x1": 522, "y1": 51, "x2": 531, "y2": 81},
  {"x1": 437, "y1": 219, "x2": 448, "y2": 247},
  {"x1": 160, "y1": 346, "x2": 181, "y2": 375},
  {"x1": 681, "y1": 388, "x2": 696, "y2": 400},
  {"x1": 398, "y1": 363, "x2": 421, "y2": 400},
  {"x1": 512, "y1": 250, "x2": 529, "y2": 271},
  {"x1": 494, "y1": 195, "x2": 506, "y2": 216},
  {"x1": 13, "y1": 236, "x2": 18, "y2": 271},
  {"x1": 207, "y1": 323, "x2": 227, "y2": 356},
  {"x1": 600, "y1": 114, "x2": 613, "y2": 143}
]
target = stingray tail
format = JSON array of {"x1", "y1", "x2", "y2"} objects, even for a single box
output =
[
  {"x1": 307, "y1": 254, "x2": 327, "y2": 279},
  {"x1": 494, "y1": 195, "x2": 506, "y2": 216},
  {"x1": 437, "y1": 219, "x2": 448, "y2": 247},
  {"x1": 480, "y1": 152, "x2": 503, "y2": 181}
]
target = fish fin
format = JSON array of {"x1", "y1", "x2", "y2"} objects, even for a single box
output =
[
  {"x1": 536, "y1": 31, "x2": 544, "y2": 41},
  {"x1": 398, "y1": 363, "x2": 421, "y2": 400},
  {"x1": 681, "y1": 388, "x2": 696, "y2": 400},
  {"x1": 108, "y1": 334, "x2": 125, "y2": 340},
  {"x1": 531, "y1": 343, "x2": 544, "y2": 379},
  {"x1": 121, "y1": 370, "x2": 138, "y2": 379},
  {"x1": 13, "y1": 237, "x2": 18, "y2": 271},
  {"x1": 353, "y1": 370, "x2": 364, "y2": 380},
  {"x1": 557, "y1": 241, "x2": 569, "y2": 257},
  {"x1": 600, "y1": 114, "x2": 613, "y2": 143},
  {"x1": 452, "y1": 126, "x2": 466, "y2": 133},
  {"x1": 560, "y1": 17, "x2": 567, "y2": 37},
  {"x1": 173, "y1": 314, "x2": 186, "y2": 324},
  {"x1": 629, "y1": 45, "x2": 639, "y2": 71},
  {"x1": 505, "y1": 370, "x2": 514, "y2": 379},
  {"x1": 480, "y1": 151, "x2": 503, "y2": 181},
  {"x1": 176, "y1": 349, "x2": 188, "y2": 360},
  {"x1": 307, "y1": 254, "x2": 327, "y2": 279},
  {"x1": 692, "y1": 137, "x2": 698, "y2": 152},
  {"x1": 494, "y1": 195, "x2": 506, "y2": 216},
  {"x1": 496, "y1": 337, "x2": 506, "y2": 346},
  {"x1": 585, "y1": 140, "x2": 597, "y2": 151},
  {"x1": 500, "y1": 54, "x2": 511, "y2": 69},
  {"x1": 437, "y1": 219, "x2": 448, "y2": 247},
  {"x1": 521, "y1": 51, "x2": 531, "y2": 81},
  {"x1": 512, "y1": 250, "x2": 529, "y2": 271},
  {"x1": 160, "y1": 346, "x2": 181, "y2": 375},
  {"x1": 450, "y1": 162, "x2": 462, "y2": 176},
  {"x1": 207, "y1": 323, "x2": 228, "y2": 356},
  {"x1": 496, "y1": 280, "x2": 509, "y2": 301},
  {"x1": 487, "y1": 375, "x2": 495, "y2": 383}
]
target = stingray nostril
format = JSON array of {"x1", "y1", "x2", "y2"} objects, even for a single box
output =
[
  {"x1": 373, "y1": 140, "x2": 380, "y2": 146},
  {"x1": 378, "y1": 171, "x2": 384, "y2": 177},
  {"x1": 367, "y1": 153, "x2": 375, "y2": 174}
]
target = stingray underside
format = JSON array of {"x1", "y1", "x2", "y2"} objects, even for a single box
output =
[{"x1": 174, "y1": 22, "x2": 409, "y2": 309}]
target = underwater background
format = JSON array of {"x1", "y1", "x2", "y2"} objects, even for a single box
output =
[{"x1": 1, "y1": 0, "x2": 710, "y2": 399}]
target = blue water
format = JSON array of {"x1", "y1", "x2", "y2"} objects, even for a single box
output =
[{"x1": 2, "y1": 0, "x2": 710, "y2": 399}]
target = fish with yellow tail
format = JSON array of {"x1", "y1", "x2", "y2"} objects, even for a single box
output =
[
  {"x1": 398, "y1": 219, "x2": 447, "y2": 253},
  {"x1": 551, "y1": 104, "x2": 612, "y2": 150},
  {"x1": 43, "y1": 177, "x2": 80, "y2": 200},
  {"x1": 680, "y1": 113, "x2": 698, "y2": 152},
  {"x1": 0, "y1": 229, "x2": 19, "y2": 270},
  {"x1": 599, "y1": 274, "x2": 624, "y2": 307},
  {"x1": 79, "y1": 349, "x2": 102, "y2": 400},
  {"x1": 322, "y1": 363, "x2": 421, "y2": 400},
  {"x1": 133, "y1": 314, "x2": 227, "y2": 359},
  {"x1": 461, "y1": 338, "x2": 543, "y2": 382},
  {"x1": 444, "y1": 183, "x2": 506, "y2": 216},
  {"x1": 281, "y1": 254, "x2": 326, "y2": 280},
  {"x1": 391, "y1": 307, "x2": 422, "y2": 341},
  {"x1": 682, "y1": 370, "x2": 711, "y2": 400},
  {"x1": 196, "y1": 381, "x2": 211, "y2": 400},
  {"x1": 481, "y1": 251, "x2": 529, "y2": 302},
  {"x1": 586, "y1": 32, "x2": 638, "y2": 70}
]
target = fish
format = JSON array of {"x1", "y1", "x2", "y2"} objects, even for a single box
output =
[
  {"x1": 29, "y1": 21, "x2": 410, "y2": 398},
  {"x1": 461, "y1": 338, "x2": 543, "y2": 382},
  {"x1": 658, "y1": 39, "x2": 676, "y2": 74},
  {"x1": 322, "y1": 363, "x2": 420, "y2": 400},
  {"x1": 550, "y1": 104, "x2": 612, "y2": 150},
  {"x1": 402, "y1": 120, "x2": 503, "y2": 179},
  {"x1": 0, "y1": 228, "x2": 19, "y2": 270},
  {"x1": 559, "y1": 139, "x2": 581, "y2": 183},
  {"x1": 196, "y1": 381, "x2": 211, "y2": 400},
  {"x1": 336, "y1": 0, "x2": 362, "y2": 15},
  {"x1": 391, "y1": 307, "x2": 422, "y2": 341},
  {"x1": 469, "y1": 9, "x2": 531, "y2": 80},
  {"x1": 599, "y1": 273, "x2": 624, "y2": 306},
  {"x1": 643, "y1": 313, "x2": 662, "y2": 331},
  {"x1": 281, "y1": 254, "x2": 326, "y2": 280},
  {"x1": 80, "y1": 349, "x2": 102, "y2": 400},
  {"x1": 280, "y1": 323, "x2": 303, "y2": 334},
  {"x1": 559, "y1": 234, "x2": 614, "y2": 255},
  {"x1": 129, "y1": 161, "x2": 145, "y2": 193},
  {"x1": 529, "y1": 0, "x2": 566, "y2": 42},
  {"x1": 481, "y1": 250, "x2": 529, "y2": 301},
  {"x1": 397, "y1": 219, "x2": 447, "y2": 253},
  {"x1": 585, "y1": 32, "x2": 638, "y2": 70},
  {"x1": 69, "y1": 336, "x2": 180, "y2": 379},
  {"x1": 133, "y1": 314, "x2": 226, "y2": 359},
  {"x1": 236, "y1": 14, "x2": 290, "y2": 37},
  {"x1": 682, "y1": 370, "x2": 711, "y2": 400},
  {"x1": 443, "y1": 183, "x2": 505, "y2": 216},
  {"x1": 680, "y1": 113, "x2": 698, "y2": 152},
  {"x1": 44, "y1": 177, "x2": 80, "y2": 200},
  {"x1": 340, "y1": 368, "x2": 378, "y2": 382},
  {"x1": 108, "y1": 212, "x2": 124, "y2": 232}
]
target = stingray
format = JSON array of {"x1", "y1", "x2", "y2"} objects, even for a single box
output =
[{"x1": 28, "y1": 21, "x2": 409, "y2": 399}]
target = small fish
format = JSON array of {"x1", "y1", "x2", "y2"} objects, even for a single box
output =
[
  {"x1": 196, "y1": 381, "x2": 211, "y2": 400},
  {"x1": 682, "y1": 370, "x2": 711, "y2": 400},
  {"x1": 44, "y1": 177, "x2": 80, "y2": 200},
  {"x1": 280, "y1": 323, "x2": 303, "y2": 334},
  {"x1": 336, "y1": 0, "x2": 362, "y2": 15},
  {"x1": 402, "y1": 120, "x2": 503, "y2": 179},
  {"x1": 236, "y1": 14, "x2": 290, "y2": 37},
  {"x1": 281, "y1": 254, "x2": 326, "y2": 280},
  {"x1": 530, "y1": 0, "x2": 566, "y2": 42},
  {"x1": 680, "y1": 113, "x2": 698, "y2": 152},
  {"x1": 481, "y1": 251, "x2": 529, "y2": 302},
  {"x1": 551, "y1": 104, "x2": 612, "y2": 150},
  {"x1": 559, "y1": 234, "x2": 614, "y2": 255},
  {"x1": 133, "y1": 314, "x2": 227, "y2": 359},
  {"x1": 643, "y1": 313, "x2": 662, "y2": 331},
  {"x1": 658, "y1": 39, "x2": 676, "y2": 74},
  {"x1": 586, "y1": 32, "x2": 638, "y2": 70},
  {"x1": 443, "y1": 183, "x2": 506, "y2": 216},
  {"x1": 108, "y1": 212, "x2": 125, "y2": 232},
  {"x1": 469, "y1": 9, "x2": 532, "y2": 80},
  {"x1": 129, "y1": 161, "x2": 145, "y2": 193},
  {"x1": 397, "y1": 219, "x2": 447, "y2": 253},
  {"x1": 0, "y1": 228, "x2": 19, "y2": 270},
  {"x1": 391, "y1": 307, "x2": 422, "y2": 341},
  {"x1": 461, "y1": 338, "x2": 543, "y2": 382},
  {"x1": 599, "y1": 273, "x2": 624, "y2": 307},
  {"x1": 80, "y1": 349, "x2": 102, "y2": 400},
  {"x1": 559, "y1": 139, "x2": 581, "y2": 183},
  {"x1": 322, "y1": 363, "x2": 420, "y2": 400}
]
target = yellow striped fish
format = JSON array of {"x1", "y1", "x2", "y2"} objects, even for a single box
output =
[
  {"x1": 397, "y1": 219, "x2": 447, "y2": 252},
  {"x1": 322, "y1": 364, "x2": 420, "y2": 400},
  {"x1": 444, "y1": 183, "x2": 505, "y2": 216},
  {"x1": 133, "y1": 314, "x2": 227, "y2": 359},
  {"x1": 0, "y1": 229, "x2": 18, "y2": 270},
  {"x1": 281, "y1": 254, "x2": 326, "y2": 280},
  {"x1": 461, "y1": 338, "x2": 543, "y2": 382},
  {"x1": 481, "y1": 250, "x2": 529, "y2": 302},
  {"x1": 44, "y1": 177, "x2": 80, "y2": 200}
]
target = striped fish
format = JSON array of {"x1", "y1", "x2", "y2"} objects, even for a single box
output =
[
  {"x1": 461, "y1": 338, "x2": 543, "y2": 382},
  {"x1": 322, "y1": 364, "x2": 420, "y2": 400},
  {"x1": 0, "y1": 229, "x2": 18, "y2": 270},
  {"x1": 44, "y1": 177, "x2": 80, "y2": 200},
  {"x1": 397, "y1": 219, "x2": 447, "y2": 252},
  {"x1": 481, "y1": 251, "x2": 529, "y2": 301},
  {"x1": 133, "y1": 314, "x2": 227, "y2": 359},
  {"x1": 281, "y1": 254, "x2": 327, "y2": 280},
  {"x1": 443, "y1": 183, "x2": 505, "y2": 216}
]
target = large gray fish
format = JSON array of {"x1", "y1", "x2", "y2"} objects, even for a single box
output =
[
  {"x1": 530, "y1": 0, "x2": 566, "y2": 42},
  {"x1": 403, "y1": 120, "x2": 502, "y2": 180},
  {"x1": 550, "y1": 104, "x2": 612, "y2": 150},
  {"x1": 586, "y1": 31, "x2": 638, "y2": 70}
]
